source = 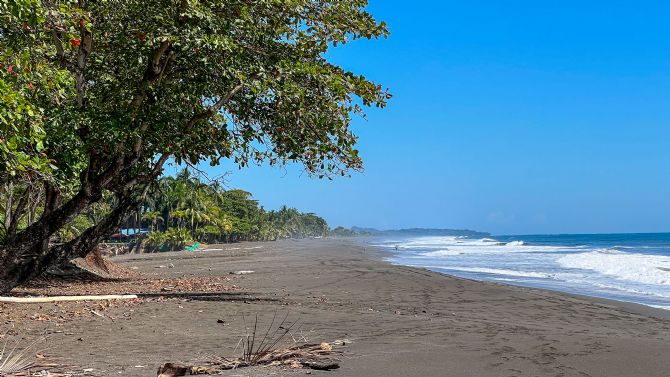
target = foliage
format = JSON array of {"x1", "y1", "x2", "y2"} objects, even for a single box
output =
[
  {"x1": 0, "y1": 0, "x2": 72, "y2": 182},
  {"x1": 144, "y1": 227, "x2": 192, "y2": 252},
  {"x1": 56, "y1": 214, "x2": 93, "y2": 242},
  {"x1": 141, "y1": 210, "x2": 163, "y2": 231},
  {"x1": 0, "y1": 0, "x2": 388, "y2": 291},
  {"x1": 330, "y1": 226, "x2": 358, "y2": 237},
  {"x1": 133, "y1": 169, "x2": 330, "y2": 249},
  {"x1": 1, "y1": 0, "x2": 389, "y2": 190}
]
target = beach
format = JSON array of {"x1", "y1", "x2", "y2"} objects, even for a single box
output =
[{"x1": 4, "y1": 238, "x2": 670, "y2": 376}]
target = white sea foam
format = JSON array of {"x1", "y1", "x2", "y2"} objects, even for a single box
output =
[
  {"x1": 506, "y1": 241, "x2": 525, "y2": 246},
  {"x1": 586, "y1": 281, "x2": 670, "y2": 298},
  {"x1": 558, "y1": 250, "x2": 670, "y2": 286},
  {"x1": 480, "y1": 238, "x2": 498, "y2": 243},
  {"x1": 389, "y1": 236, "x2": 572, "y2": 254},
  {"x1": 387, "y1": 236, "x2": 463, "y2": 249},
  {"x1": 649, "y1": 305, "x2": 670, "y2": 310},
  {"x1": 443, "y1": 267, "x2": 553, "y2": 279},
  {"x1": 421, "y1": 249, "x2": 464, "y2": 257},
  {"x1": 391, "y1": 264, "x2": 553, "y2": 280}
]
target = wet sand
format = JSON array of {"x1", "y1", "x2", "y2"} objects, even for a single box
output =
[{"x1": 5, "y1": 238, "x2": 670, "y2": 376}]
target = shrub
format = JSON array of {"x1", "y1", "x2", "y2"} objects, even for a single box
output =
[{"x1": 144, "y1": 228, "x2": 193, "y2": 252}]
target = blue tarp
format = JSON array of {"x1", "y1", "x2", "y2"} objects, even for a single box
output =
[{"x1": 119, "y1": 228, "x2": 149, "y2": 236}]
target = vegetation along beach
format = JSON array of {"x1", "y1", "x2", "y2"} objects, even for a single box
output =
[{"x1": 2, "y1": 0, "x2": 670, "y2": 376}]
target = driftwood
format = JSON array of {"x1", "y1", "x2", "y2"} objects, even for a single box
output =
[
  {"x1": 156, "y1": 314, "x2": 340, "y2": 376},
  {"x1": 245, "y1": 342, "x2": 339, "y2": 368},
  {"x1": 0, "y1": 294, "x2": 138, "y2": 303},
  {"x1": 302, "y1": 359, "x2": 341, "y2": 370},
  {"x1": 156, "y1": 343, "x2": 340, "y2": 376},
  {"x1": 157, "y1": 362, "x2": 219, "y2": 377}
]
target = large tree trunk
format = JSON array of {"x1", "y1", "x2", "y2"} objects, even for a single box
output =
[
  {"x1": 0, "y1": 146, "x2": 168, "y2": 293},
  {"x1": 0, "y1": 192, "x2": 139, "y2": 293}
]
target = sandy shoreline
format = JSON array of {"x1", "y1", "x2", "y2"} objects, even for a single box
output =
[{"x1": 4, "y1": 238, "x2": 670, "y2": 376}]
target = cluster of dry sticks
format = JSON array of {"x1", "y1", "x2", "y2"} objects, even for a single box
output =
[
  {"x1": 0, "y1": 333, "x2": 91, "y2": 377},
  {"x1": 157, "y1": 312, "x2": 341, "y2": 376},
  {"x1": 1, "y1": 310, "x2": 340, "y2": 377}
]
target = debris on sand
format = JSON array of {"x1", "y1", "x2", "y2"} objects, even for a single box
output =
[
  {"x1": 0, "y1": 333, "x2": 95, "y2": 376},
  {"x1": 2, "y1": 265, "x2": 238, "y2": 323},
  {"x1": 156, "y1": 312, "x2": 340, "y2": 375},
  {"x1": 156, "y1": 363, "x2": 219, "y2": 377},
  {"x1": 319, "y1": 342, "x2": 333, "y2": 352},
  {"x1": 14, "y1": 274, "x2": 237, "y2": 298},
  {"x1": 230, "y1": 270, "x2": 254, "y2": 275},
  {"x1": 156, "y1": 343, "x2": 340, "y2": 376},
  {"x1": 47, "y1": 248, "x2": 138, "y2": 281}
]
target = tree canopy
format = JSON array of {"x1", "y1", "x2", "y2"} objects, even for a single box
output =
[{"x1": 0, "y1": 0, "x2": 388, "y2": 292}]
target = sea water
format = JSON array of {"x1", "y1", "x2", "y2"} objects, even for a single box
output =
[{"x1": 373, "y1": 233, "x2": 670, "y2": 310}]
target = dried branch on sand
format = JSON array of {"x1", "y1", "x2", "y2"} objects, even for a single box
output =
[
  {"x1": 157, "y1": 343, "x2": 339, "y2": 376},
  {"x1": 0, "y1": 335, "x2": 40, "y2": 375},
  {"x1": 0, "y1": 330, "x2": 94, "y2": 377},
  {"x1": 157, "y1": 312, "x2": 340, "y2": 376},
  {"x1": 156, "y1": 363, "x2": 220, "y2": 377}
]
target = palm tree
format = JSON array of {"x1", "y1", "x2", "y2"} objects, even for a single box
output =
[
  {"x1": 142, "y1": 211, "x2": 164, "y2": 232},
  {"x1": 171, "y1": 210, "x2": 187, "y2": 229},
  {"x1": 128, "y1": 168, "x2": 330, "y2": 245},
  {"x1": 184, "y1": 207, "x2": 210, "y2": 234}
]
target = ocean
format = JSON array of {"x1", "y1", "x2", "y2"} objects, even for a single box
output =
[{"x1": 372, "y1": 233, "x2": 670, "y2": 310}]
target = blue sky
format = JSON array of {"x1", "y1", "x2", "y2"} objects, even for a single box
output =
[{"x1": 178, "y1": 1, "x2": 670, "y2": 235}]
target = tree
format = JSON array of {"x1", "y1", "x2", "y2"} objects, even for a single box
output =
[
  {"x1": 141, "y1": 211, "x2": 163, "y2": 232},
  {"x1": 0, "y1": 0, "x2": 389, "y2": 292},
  {"x1": 137, "y1": 173, "x2": 328, "y2": 245}
]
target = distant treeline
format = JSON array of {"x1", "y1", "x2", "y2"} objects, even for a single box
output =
[
  {"x1": 0, "y1": 169, "x2": 330, "y2": 251},
  {"x1": 123, "y1": 170, "x2": 330, "y2": 250},
  {"x1": 330, "y1": 226, "x2": 490, "y2": 238}
]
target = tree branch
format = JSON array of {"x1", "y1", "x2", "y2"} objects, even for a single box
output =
[
  {"x1": 74, "y1": 26, "x2": 93, "y2": 109},
  {"x1": 6, "y1": 188, "x2": 29, "y2": 240},
  {"x1": 128, "y1": 43, "x2": 176, "y2": 157},
  {"x1": 130, "y1": 41, "x2": 173, "y2": 111},
  {"x1": 182, "y1": 76, "x2": 258, "y2": 134},
  {"x1": 50, "y1": 30, "x2": 66, "y2": 64},
  {"x1": 49, "y1": 193, "x2": 138, "y2": 262},
  {"x1": 115, "y1": 152, "x2": 172, "y2": 193}
]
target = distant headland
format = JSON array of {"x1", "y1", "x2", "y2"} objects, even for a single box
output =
[{"x1": 330, "y1": 226, "x2": 490, "y2": 238}]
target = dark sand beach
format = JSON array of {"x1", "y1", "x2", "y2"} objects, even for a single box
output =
[{"x1": 4, "y1": 238, "x2": 670, "y2": 376}]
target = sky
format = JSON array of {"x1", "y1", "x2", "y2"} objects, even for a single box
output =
[{"x1": 175, "y1": 1, "x2": 670, "y2": 235}]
